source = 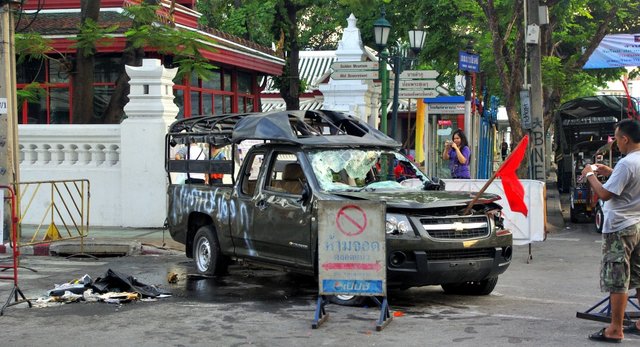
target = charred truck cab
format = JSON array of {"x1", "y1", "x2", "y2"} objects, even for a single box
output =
[{"x1": 165, "y1": 110, "x2": 513, "y2": 303}]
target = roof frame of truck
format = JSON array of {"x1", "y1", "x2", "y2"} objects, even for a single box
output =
[{"x1": 165, "y1": 110, "x2": 401, "y2": 183}]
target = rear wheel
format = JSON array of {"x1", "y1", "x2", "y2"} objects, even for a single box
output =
[
  {"x1": 441, "y1": 277, "x2": 498, "y2": 295},
  {"x1": 327, "y1": 295, "x2": 367, "y2": 306},
  {"x1": 193, "y1": 225, "x2": 229, "y2": 276},
  {"x1": 594, "y1": 203, "x2": 604, "y2": 234}
]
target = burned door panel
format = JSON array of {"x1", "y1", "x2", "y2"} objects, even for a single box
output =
[
  {"x1": 250, "y1": 151, "x2": 312, "y2": 267},
  {"x1": 231, "y1": 150, "x2": 265, "y2": 258}
]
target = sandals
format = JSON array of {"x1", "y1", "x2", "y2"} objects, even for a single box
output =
[
  {"x1": 623, "y1": 323, "x2": 640, "y2": 336},
  {"x1": 588, "y1": 328, "x2": 622, "y2": 343}
]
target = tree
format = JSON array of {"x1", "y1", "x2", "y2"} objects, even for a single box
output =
[
  {"x1": 100, "y1": 0, "x2": 216, "y2": 123},
  {"x1": 373, "y1": 0, "x2": 639, "y2": 174},
  {"x1": 196, "y1": 0, "x2": 640, "y2": 137},
  {"x1": 16, "y1": 1, "x2": 216, "y2": 124},
  {"x1": 198, "y1": 0, "x2": 367, "y2": 110},
  {"x1": 197, "y1": 0, "x2": 277, "y2": 46},
  {"x1": 474, "y1": 0, "x2": 635, "y2": 142}
]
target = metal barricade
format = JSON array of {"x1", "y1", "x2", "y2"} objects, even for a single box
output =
[
  {"x1": 1, "y1": 185, "x2": 32, "y2": 315},
  {"x1": 18, "y1": 179, "x2": 90, "y2": 246}
]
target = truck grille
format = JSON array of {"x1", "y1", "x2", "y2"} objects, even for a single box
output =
[
  {"x1": 421, "y1": 215, "x2": 490, "y2": 240},
  {"x1": 426, "y1": 248, "x2": 495, "y2": 261}
]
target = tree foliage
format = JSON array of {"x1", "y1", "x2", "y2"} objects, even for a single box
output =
[{"x1": 197, "y1": 0, "x2": 277, "y2": 47}]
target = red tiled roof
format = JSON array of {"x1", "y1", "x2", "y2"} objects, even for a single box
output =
[
  {"x1": 16, "y1": 11, "x2": 280, "y2": 58},
  {"x1": 16, "y1": 12, "x2": 131, "y2": 35}
]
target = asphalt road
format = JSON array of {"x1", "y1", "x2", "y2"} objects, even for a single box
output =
[{"x1": 1, "y1": 221, "x2": 639, "y2": 347}]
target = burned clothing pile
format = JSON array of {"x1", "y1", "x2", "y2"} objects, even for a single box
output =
[{"x1": 38, "y1": 269, "x2": 170, "y2": 306}]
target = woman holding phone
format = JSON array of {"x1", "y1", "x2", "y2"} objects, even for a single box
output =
[{"x1": 442, "y1": 129, "x2": 471, "y2": 179}]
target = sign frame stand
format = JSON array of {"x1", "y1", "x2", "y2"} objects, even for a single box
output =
[
  {"x1": 313, "y1": 200, "x2": 390, "y2": 331},
  {"x1": 576, "y1": 296, "x2": 640, "y2": 326},
  {"x1": 311, "y1": 295, "x2": 329, "y2": 329},
  {"x1": 372, "y1": 296, "x2": 393, "y2": 331}
]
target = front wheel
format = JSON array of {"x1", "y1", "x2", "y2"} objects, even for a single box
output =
[
  {"x1": 327, "y1": 295, "x2": 367, "y2": 306},
  {"x1": 193, "y1": 225, "x2": 229, "y2": 276},
  {"x1": 441, "y1": 277, "x2": 498, "y2": 295}
]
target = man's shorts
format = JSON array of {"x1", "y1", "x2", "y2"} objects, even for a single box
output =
[{"x1": 600, "y1": 223, "x2": 640, "y2": 293}]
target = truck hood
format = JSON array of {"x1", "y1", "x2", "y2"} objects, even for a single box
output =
[{"x1": 332, "y1": 190, "x2": 501, "y2": 209}]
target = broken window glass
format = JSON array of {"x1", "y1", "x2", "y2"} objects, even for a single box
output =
[{"x1": 307, "y1": 149, "x2": 428, "y2": 192}]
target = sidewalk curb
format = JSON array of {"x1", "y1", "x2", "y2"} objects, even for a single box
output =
[{"x1": 1, "y1": 243, "x2": 52, "y2": 256}]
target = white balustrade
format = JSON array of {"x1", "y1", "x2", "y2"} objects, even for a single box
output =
[
  {"x1": 18, "y1": 125, "x2": 121, "y2": 167},
  {"x1": 18, "y1": 59, "x2": 177, "y2": 228}
]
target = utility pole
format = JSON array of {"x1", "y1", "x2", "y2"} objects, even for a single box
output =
[
  {"x1": 379, "y1": 48, "x2": 389, "y2": 135},
  {"x1": 463, "y1": 70, "x2": 472, "y2": 176},
  {"x1": 0, "y1": 1, "x2": 20, "y2": 243},
  {"x1": 526, "y1": 0, "x2": 545, "y2": 180}
]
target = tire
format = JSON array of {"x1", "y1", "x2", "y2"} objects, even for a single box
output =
[
  {"x1": 193, "y1": 225, "x2": 229, "y2": 276},
  {"x1": 327, "y1": 295, "x2": 367, "y2": 307},
  {"x1": 441, "y1": 277, "x2": 499, "y2": 296},
  {"x1": 570, "y1": 207, "x2": 579, "y2": 223},
  {"x1": 594, "y1": 203, "x2": 604, "y2": 234}
]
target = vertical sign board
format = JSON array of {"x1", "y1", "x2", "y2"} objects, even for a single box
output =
[
  {"x1": 0, "y1": 189, "x2": 4, "y2": 241},
  {"x1": 519, "y1": 90, "x2": 532, "y2": 129},
  {"x1": 318, "y1": 200, "x2": 386, "y2": 296}
]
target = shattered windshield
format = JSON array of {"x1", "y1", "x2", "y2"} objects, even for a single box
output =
[{"x1": 307, "y1": 148, "x2": 430, "y2": 192}]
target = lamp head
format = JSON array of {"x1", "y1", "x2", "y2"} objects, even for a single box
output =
[
  {"x1": 373, "y1": 9, "x2": 391, "y2": 50},
  {"x1": 408, "y1": 28, "x2": 426, "y2": 54}
]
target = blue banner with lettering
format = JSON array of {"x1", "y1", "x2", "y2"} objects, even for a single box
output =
[
  {"x1": 322, "y1": 279, "x2": 383, "y2": 295},
  {"x1": 584, "y1": 34, "x2": 640, "y2": 69}
]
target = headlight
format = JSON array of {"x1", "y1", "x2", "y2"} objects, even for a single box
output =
[
  {"x1": 487, "y1": 209, "x2": 504, "y2": 230},
  {"x1": 386, "y1": 214, "x2": 413, "y2": 235},
  {"x1": 385, "y1": 216, "x2": 398, "y2": 234}
]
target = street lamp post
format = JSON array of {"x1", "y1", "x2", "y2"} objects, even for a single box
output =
[
  {"x1": 373, "y1": 10, "x2": 390, "y2": 135},
  {"x1": 373, "y1": 11, "x2": 426, "y2": 142}
]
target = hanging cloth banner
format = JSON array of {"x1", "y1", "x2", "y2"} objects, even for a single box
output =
[{"x1": 583, "y1": 33, "x2": 640, "y2": 69}]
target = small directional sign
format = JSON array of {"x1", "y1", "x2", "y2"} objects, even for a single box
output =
[
  {"x1": 331, "y1": 61, "x2": 379, "y2": 70},
  {"x1": 399, "y1": 70, "x2": 439, "y2": 80},
  {"x1": 399, "y1": 80, "x2": 439, "y2": 89},
  {"x1": 397, "y1": 89, "x2": 438, "y2": 98},
  {"x1": 331, "y1": 70, "x2": 379, "y2": 80}
]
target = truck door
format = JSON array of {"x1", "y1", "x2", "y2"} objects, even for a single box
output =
[
  {"x1": 233, "y1": 149, "x2": 265, "y2": 258},
  {"x1": 251, "y1": 151, "x2": 313, "y2": 269}
]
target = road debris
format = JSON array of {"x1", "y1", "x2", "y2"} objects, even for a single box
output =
[{"x1": 34, "y1": 268, "x2": 171, "y2": 308}]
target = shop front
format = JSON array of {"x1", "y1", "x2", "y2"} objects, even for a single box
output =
[{"x1": 423, "y1": 96, "x2": 466, "y2": 179}]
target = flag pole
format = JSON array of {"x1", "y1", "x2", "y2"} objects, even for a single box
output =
[{"x1": 461, "y1": 136, "x2": 527, "y2": 215}]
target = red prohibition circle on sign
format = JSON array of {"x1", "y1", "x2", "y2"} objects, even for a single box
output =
[{"x1": 336, "y1": 204, "x2": 368, "y2": 236}]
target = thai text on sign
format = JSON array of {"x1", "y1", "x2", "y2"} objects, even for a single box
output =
[{"x1": 317, "y1": 201, "x2": 386, "y2": 296}]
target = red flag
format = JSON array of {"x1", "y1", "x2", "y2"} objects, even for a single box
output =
[{"x1": 496, "y1": 135, "x2": 529, "y2": 216}]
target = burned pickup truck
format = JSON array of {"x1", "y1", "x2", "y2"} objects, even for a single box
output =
[{"x1": 165, "y1": 110, "x2": 512, "y2": 304}]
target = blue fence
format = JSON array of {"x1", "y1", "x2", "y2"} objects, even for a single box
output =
[{"x1": 476, "y1": 95, "x2": 499, "y2": 179}]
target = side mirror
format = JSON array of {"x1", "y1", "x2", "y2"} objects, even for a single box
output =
[{"x1": 424, "y1": 177, "x2": 446, "y2": 191}]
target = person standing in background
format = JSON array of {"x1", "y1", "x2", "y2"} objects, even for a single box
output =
[
  {"x1": 501, "y1": 139, "x2": 509, "y2": 161},
  {"x1": 175, "y1": 140, "x2": 207, "y2": 184},
  {"x1": 442, "y1": 129, "x2": 471, "y2": 179},
  {"x1": 209, "y1": 145, "x2": 226, "y2": 184}
]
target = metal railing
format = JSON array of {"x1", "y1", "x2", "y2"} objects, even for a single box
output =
[{"x1": 18, "y1": 179, "x2": 90, "y2": 246}]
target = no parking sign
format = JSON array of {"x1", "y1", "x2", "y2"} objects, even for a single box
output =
[{"x1": 318, "y1": 200, "x2": 386, "y2": 296}]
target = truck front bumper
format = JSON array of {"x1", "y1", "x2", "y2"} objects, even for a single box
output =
[{"x1": 386, "y1": 246, "x2": 512, "y2": 288}]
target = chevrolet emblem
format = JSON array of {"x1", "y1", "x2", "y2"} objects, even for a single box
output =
[{"x1": 452, "y1": 222, "x2": 465, "y2": 232}]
